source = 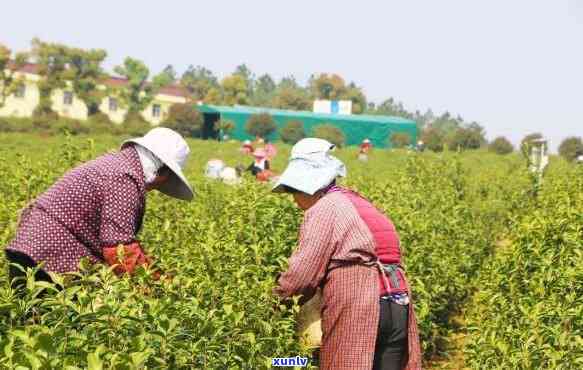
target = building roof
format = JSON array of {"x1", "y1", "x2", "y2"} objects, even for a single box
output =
[
  {"x1": 158, "y1": 84, "x2": 190, "y2": 98},
  {"x1": 6, "y1": 61, "x2": 41, "y2": 74},
  {"x1": 102, "y1": 76, "x2": 189, "y2": 98},
  {"x1": 197, "y1": 104, "x2": 417, "y2": 126},
  {"x1": 5, "y1": 61, "x2": 189, "y2": 98},
  {"x1": 101, "y1": 76, "x2": 129, "y2": 88}
]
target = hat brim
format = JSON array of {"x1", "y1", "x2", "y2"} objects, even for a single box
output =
[
  {"x1": 123, "y1": 138, "x2": 194, "y2": 201},
  {"x1": 272, "y1": 160, "x2": 333, "y2": 196}
]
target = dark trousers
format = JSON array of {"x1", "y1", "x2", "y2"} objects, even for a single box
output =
[
  {"x1": 373, "y1": 299, "x2": 409, "y2": 370},
  {"x1": 5, "y1": 250, "x2": 54, "y2": 293}
]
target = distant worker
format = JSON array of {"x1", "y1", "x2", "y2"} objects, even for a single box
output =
[
  {"x1": 205, "y1": 159, "x2": 226, "y2": 179},
  {"x1": 417, "y1": 140, "x2": 425, "y2": 152},
  {"x1": 247, "y1": 148, "x2": 270, "y2": 177},
  {"x1": 265, "y1": 139, "x2": 278, "y2": 160},
  {"x1": 529, "y1": 139, "x2": 549, "y2": 176},
  {"x1": 359, "y1": 138, "x2": 373, "y2": 161},
  {"x1": 241, "y1": 140, "x2": 254, "y2": 155},
  {"x1": 4, "y1": 128, "x2": 193, "y2": 292},
  {"x1": 220, "y1": 166, "x2": 242, "y2": 185},
  {"x1": 205, "y1": 159, "x2": 242, "y2": 185}
]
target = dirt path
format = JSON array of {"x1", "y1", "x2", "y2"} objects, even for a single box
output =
[
  {"x1": 425, "y1": 313, "x2": 469, "y2": 370},
  {"x1": 425, "y1": 239, "x2": 511, "y2": 369}
]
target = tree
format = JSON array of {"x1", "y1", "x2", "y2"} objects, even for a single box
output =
[
  {"x1": 113, "y1": 57, "x2": 164, "y2": 115},
  {"x1": 64, "y1": 46, "x2": 107, "y2": 115},
  {"x1": 421, "y1": 127, "x2": 446, "y2": 152},
  {"x1": 29, "y1": 38, "x2": 69, "y2": 115},
  {"x1": 252, "y1": 73, "x2": 276, "y2": 106},
  {"x1": 181, "y1": 65, "x2": 219, "y2": 101},
  {"x1": 272, "y1": 87, "x2": 311, "y2": 111},
  {"x1": 390, "y1": 132, "x2": 412, "y2": 148},
  {"x1": 520, "y1": 132, "x2": 543, "y2": 153},
  {"x1": 161, "y1": 64, "x2": 177, "y2": 81},
  {"x1": 0, "y1": 44, "x2": 26, "y2": 108},
  {"x1": 343, "y1": 83, "x2": 367, "y2": 114},
  {"x1": 30, "y1": 38, "x2": 107, "y2": 116},
  {"x1": 447, "y1": 122, "x2": 486, "y2": 151},
  {"x1": 0, "y1": 44, "x2": 10, "y2": 108},
  {"x1": 374, "y1": 98, "x2": 413, "y2": 119},
  {"x1": 152, "y1": 65, "x2": 176, "y2": 88},
  {"x1": 558, "y1": 136, "x2": 583, "y2": 162},
  {"x1": 233, "y1": 63, "x2": 255, "y2": 94},
  {"x1": 431, "y1": 111, "x2": 462, "y2": 135},
  {"x1": 412, "y1": 108, "x2": 435, "y2": 131},
  {"x1": 271, "y1": 76, "x2": 312, "y2": 110},
  {"x1": 313, "y1": 124, "x2": 346, "y2": 148},
  {"x1": 162, "y1": 103, "x2": 203, "y2": 138},
  {"x1": 308, "y1": 73, "x2": 347, "y2": 100},
  {"x1": 280, "y1": 120, "x2": 306, "y2": 144},
  {"x1": 245, "y1": 113, "x2": 276, "y2": 139},
  {"x1": 221, "y1": 74, "x2": 248, "y2": 106},
  {"x1": 489, "y1": 136, "x2": 514, "y2": 155},
  {"x1": 278, "y1": 75, "x2": 301, "y2": 90},
  {"x1": 204, "y1": 87, "x2": 223, "y2": 105}
]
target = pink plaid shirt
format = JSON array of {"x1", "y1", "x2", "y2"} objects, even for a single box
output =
[
  {"x1": 6, "y1": 146, "x2": 146, "y2": 273},
  {"x1": 275, "y1": 190, "x2": 421, "y2": 369}
]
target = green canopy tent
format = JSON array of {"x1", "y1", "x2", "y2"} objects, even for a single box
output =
[{"x1": 196, "y1": 104, "x2": 417, "y2": 148}]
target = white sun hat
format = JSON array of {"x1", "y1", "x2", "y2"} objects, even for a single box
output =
[
  {"x1": 272, "y1": 138, "x2": 346, "y2": 195},
  {"x1": 122, "y1": 127, "x2": 194, "y2": 201}
]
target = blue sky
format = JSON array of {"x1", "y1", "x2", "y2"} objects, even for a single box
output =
[{"x1": 1, "y1": 0, "x2": 581, "y2": 151}]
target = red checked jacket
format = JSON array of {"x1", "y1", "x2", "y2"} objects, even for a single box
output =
[{"x1": 275, "y1": 188, "x2": 421, "y2": 370}]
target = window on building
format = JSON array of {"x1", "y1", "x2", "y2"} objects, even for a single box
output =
[
  {"x1": 15, "y1": 84, "x2": 26, "y2": 98},
  {"x1": 152, "y1": 104, "x2": 161, "y2": 118},
  {"x1": 63, "y1": 91, "x2": 73, "y2": 105},
  {"x1": 109, "y1": 97, "x2": 118, "y2": 112}
]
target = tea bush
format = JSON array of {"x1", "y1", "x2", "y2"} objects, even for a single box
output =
[
  {"x1": 0, "y1": 133, "x2": 579, "y2": 368},
  {"x1": 465, "y1": 163, "x2": 583, "y2": 369}
]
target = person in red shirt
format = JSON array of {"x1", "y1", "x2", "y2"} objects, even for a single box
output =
[
  {"x1": 264, "y1": 139, "x2": 278, "y2": 160},
  {"x1": 360, "y1": 138, "x2": 373, "y2": 153},
  {"x1": 240, "y1": 140, "x2": 254, "y2": 155},
  {"x1": 272, "y1": 138, "x2": 421, "y2": 370},
  {"x1": 359, "y1": 138, "x2": 373, "y2": 161}
]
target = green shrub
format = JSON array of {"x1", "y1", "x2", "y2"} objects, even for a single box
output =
[
  {"x1": 466, "y1": 166, "x2": 583, "y2": 368},
  {"x1": 447, "y1": 126, "x2": 486, "y2": 151},
  {"x1": 279, "y1": 120, "x2": 306, "y2": 144},
  {"x1": 558, "y1": 136, "x2": 583, "y2": 162},
  {"x1": 390, "y1": 132, "x2": 411, "y2": 148},
  {"x1": 245, "y1": 113, "x2": 276, "y2": 139},
  {"x1": 488, "y1": 136, "x2": 514, "y2": 155},
  {"x1": 312, "y1": 123, "x2": 345, "y2": 148},
  {"x1": 163, "y1": 103, "x2": 203, "y2": 138},
  {"x1": 420, "y1": 127, "x2": 445, "y2": 152},
  {"x1": 122, "y1": 113, "x2": 152, "y2": 137}
]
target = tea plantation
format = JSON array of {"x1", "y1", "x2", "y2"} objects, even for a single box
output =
[{"x1": 0, "y1": 133, "x2": 581, "y2": 369}]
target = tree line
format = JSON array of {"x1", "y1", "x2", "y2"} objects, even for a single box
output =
[{"x1": 1, "y1": 39, "x2": 581, "y2": 160}]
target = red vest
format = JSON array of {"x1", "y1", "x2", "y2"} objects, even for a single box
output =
[{"x1": 335, "y1": 188, "x2": 407, "y2": 296}]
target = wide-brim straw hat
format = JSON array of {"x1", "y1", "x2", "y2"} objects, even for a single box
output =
[{"x1": 122, "y1": 127, "x2": 194, "y2": 201}]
